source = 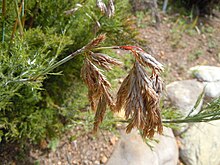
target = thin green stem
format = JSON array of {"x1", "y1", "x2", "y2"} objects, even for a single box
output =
[
  {"x1": 2, "y1": 0, "x2": 6, "y2": 42},
  {"x1": 32, "y1": 46, "x2": 120, "y2": 80},
  {"x1": 32, "y1": 46, "x2": 86, "y2": 80},
  {"x1": 21, "y1": 0, "x2": 25, "y2": 27},
  {"x1": 163, "y1": 116, "x2": 220, "y2": 124}
]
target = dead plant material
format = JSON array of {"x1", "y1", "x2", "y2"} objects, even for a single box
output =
[
  {"x1": 120, "y1": 46, "x2": 163, "y2": 72},
  {"x1": 89, "y1": 52, "x2": 122, "y2": 70},
  {"x1": 82, "y1": 39, "x2": 164, "y2": 138},
  {"x1": 81, "y1": 51, "x2": 121, "y2": 132},
  {"x1": 96, "y1": 0, "x2": 107, "y2": 13},
  {"x1": 81, "y1": 58, "x2": 112, "y2": 110},
  {"x1": 64, "y1": 3, "x2": 82, "y2": 15},
  {"x1": 116, "y1": 46, "x2": 164, "y2": 138},
  {"x1": 84, "y1": 34, "x2": 106, "y2": 50},
  {"x1": 107, "y1": 0, "x2": 115, "y2": 18},
  {"x1": 96, "y1": 0, "x2": 115, "y2": 17}
]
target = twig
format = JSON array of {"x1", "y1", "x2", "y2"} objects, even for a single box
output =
[{"x1": 14, "y1": 0, "x2": 24, "y2": 37}]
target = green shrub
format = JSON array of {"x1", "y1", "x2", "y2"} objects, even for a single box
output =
[
  {"x1": 168, "y1": 0, "x2": 220, "y2": 16},
  {"x1": 0, "y1": 0, "x2": 137, "y2": 145}
]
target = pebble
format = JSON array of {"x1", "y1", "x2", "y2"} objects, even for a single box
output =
[
  {"x1": 94, "y1": 160, "x2": 100, "y2": 165},
  {"x1": 109, "y1": 136, "x2": 117, "y2": 145},
  {"x1": 100, "y1": 155, "x2": 108, "y2": 164}
]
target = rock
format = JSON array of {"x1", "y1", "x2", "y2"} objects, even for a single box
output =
[
  {"x1": 166, "y1": 79, "x2": 204, "y2": 116},
  {"x1": 106, "y1": 127, "x2": 178, "y2": 165},
  {"x1": 94, "y1": 160, "x2": 100, "y2": 165},
  {"x1": 204, "y1": 81, "x2": 220, "y2": 98},
  {"x1": 189, "y1": 65, "x2": 220, "y2": 82},
  {"x1": 109, "y1": 136, "x2": 118, "y2": 146},
  {"x1": 100, "y1": 155, "x2": 108, "y2": 164},
  {"x1": 180, "y1": 120, "x2": 220, "y2": 165},
  {"x1": 189, "y1": 65, "x2": 220, "y2": 99}
]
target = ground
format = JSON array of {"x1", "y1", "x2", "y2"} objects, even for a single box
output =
[{"x1": 1, "y1": 12, "x2": 220, "y2": 165}]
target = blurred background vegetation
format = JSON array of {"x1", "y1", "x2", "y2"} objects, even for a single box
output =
[
  {"x1": 0, "y1": 0, "x2": 137, "y2": 145},
  {"x1": 0, "y1": 0, "x2": 220, "y2": 149}
]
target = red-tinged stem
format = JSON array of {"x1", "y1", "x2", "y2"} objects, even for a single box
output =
[{"x1": 119, "y1": 45, "x2": 144, "y2": 51}]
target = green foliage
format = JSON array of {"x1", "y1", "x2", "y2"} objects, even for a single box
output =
[
  {"x1": 0, "y1": 28, "x2": 72, "y2": 143},
  {"x1": 163, "y1": 96, "x2": 220, "y2": 124},
  {"x1": 0, "y1": 0, "x2": 136, "y2": 145},
  {"x1": 165, "y1": 0, "x2": 220, "y2": 16}
]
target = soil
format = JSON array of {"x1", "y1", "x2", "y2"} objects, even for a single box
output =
[
  {"x1": 140, "y1": 13, "x2": 220, "y2": 83},
  {"x1": 1, "y1": 12, "x2": 220, "y2": 165}
]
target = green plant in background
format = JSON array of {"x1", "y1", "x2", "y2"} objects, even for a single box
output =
[
  {"x1": 163, "y1": 97, "x2": 220, "y2": 124},
  {"x1": 188, "y1": 49, "x2": 203, "y2": 61},
  {"x1": 0, "y1": 0, "x2": 138, "y2": 146},
  {"x1": 164, "y1": 0, "x2": 220, "y2": 16},
  {"x1": 169, "y1": 15, "x2": 199, "y2": 49}
]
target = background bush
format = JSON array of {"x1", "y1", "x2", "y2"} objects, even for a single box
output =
[{"x1": 0, "y1": 0, "x2": 137, "y2": 144}]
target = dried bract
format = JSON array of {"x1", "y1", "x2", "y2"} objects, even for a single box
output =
[
  {"x1": 81, "y1": 56, "x2": 117, "y2": 132},
  {"x1": 119, "y1": 46, "x2": 163, "y2": 72},
  {"x1": 93, "y1": 95, "x2": 107, "y2": 132},
  {"x1": 96, "y1": 0, "x2": 115, "y2": 18},
  {"x1": 64, "y1": 4, "x2": 82, "y2": 15},
  {"x1": 96, "y1": 0, "x2": 107, "y2": 13},
  {"x1": 107, "y1": 0, "x2": 115, "y2": 18},
  {"x1": 135, "y1": 50, "x2": 163, "y2": 72},
  {"x1": 90, "y1": 52, "x2": 122, "y2": 70},
  {"x1": 84, "y1": 34, "x2": 106, "y2": 50},
  {"x1": 81, "y1": 59, "x2": 112, "y2": 110}
]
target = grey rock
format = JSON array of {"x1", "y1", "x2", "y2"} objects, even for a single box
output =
[
  {"x1": 166, "y1": 79, "x2": 204, "y2": 117},
  {"x1": 204, "y1": 81, "x2": 220, "y2": 98},
  {"x1": 107, "y1": 127, "x2": 178, "y2": 165},
  {"x1": 189, "y1": 65, "x2": 220, "y2": 99},
  {"x1": 189, "y1": 65, "x2": 220, "y2": 82},
  {"x1": 180, "y1": 120, "x2": 220, "y2": 165}
]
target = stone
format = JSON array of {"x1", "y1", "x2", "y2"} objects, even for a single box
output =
[
  {"x1": 106, "y1": 127, "x2": 178, "y2": 165},
  {"x1": 204, "y1": 81, "x2": 220, "y2": 98},
  {"x1": 94, "y1": 160, "x2": 100, "y2": 165},
  {"x1": 100, "y1": 155, "x2": 108, "y2": 164},
  {"x1": 180, "y1": 120, "x2": 220, "y2": 165},
  {"x1": 166, "y1": 79, "x2": 204, "y2": 116},
  {"x1": 189, "y1": 65, "x2": 220, "y2": 99},
  {"x1": 189, "y1": 65, "x2": 220, "y2": 82},
  {"x1": 109, "y1": 136, "x2": 118, "y2": 146}
]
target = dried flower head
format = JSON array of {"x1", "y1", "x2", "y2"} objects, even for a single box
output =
[
  {"x1": 84, "y1": 34, "x2": 106, "y2": 50},
  {"x1": 82, "y1": 37, "x2": 164, "y2": 138},
  {"x1": 96, "y1": 0, "x2": 107, "y2": 13},
  {"x1": 81, "y1": 59, "x2": 112, "y2": 111},
  {"x1": 90, "y1": 52, "x2": 122, "y2": 70},
  {"x1": 81, "y1": 51, "x2": 121, "y2": 132},
  {"x1": 96, "y1": 0, "x2": 115, "y2": 18},
  {"x1": 120, "y1": 46, "x2": 163, "y2": 72},
  {"x1": 116, "y1": 46, "x2": 164, "y2": 138},
  {"x1": 107, "y1": 0, "x2": 115, "y2": 18}
]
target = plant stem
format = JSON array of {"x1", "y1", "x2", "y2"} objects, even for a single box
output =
[
  {"x1": 2, "y1": 0, "x2": 6, "y2": 42},
  {"x1": 33, "y1": 46, "x2": 120, "y2": 80},
  {"x1": 32, "y1": 46, "x2": 86, "y2": 80},
  {"x1": 93, "y1": 46, "x2": 119, "y2": 51},
  {"x1": 163, "y1": 116, "x2": 220, "y2": 123},
  {"x1": 14, "y1": 0, "x2": 23, "y2": 37},
  {"x1": 21, "y1": 0, "x2": 25, "y2": 26},
  {"x1": 114, "y1": 113, "x2": 220, "y2": 124}
]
